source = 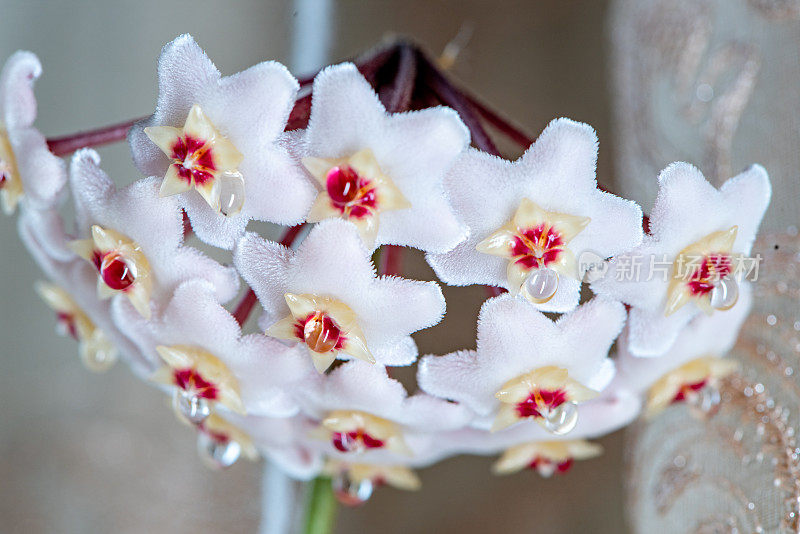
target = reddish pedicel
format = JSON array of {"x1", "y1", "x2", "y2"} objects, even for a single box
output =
[
  {"x1": 325, "y1": 165, "x2": 377, "y2": 219},
  {"x1": 173, "y1": 368, "x2": 219, "y2": 400},
  {"x1": 515, "y1": 388, "x2": 568, "y2": 419}
]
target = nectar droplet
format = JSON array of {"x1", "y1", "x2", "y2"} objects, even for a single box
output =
[
  {"x1": 689, "y1": 383, "x2": 722, "y2": 417},
  {"x1": 173, "y1": 388, "x2": 211, "y2": 425},
  {"x1": 524, "y1": 267, "x2": 559, "y2": 303},
  {"x1": 197, "y1": 432, "x2": 241, "y2": 469},
  {"x1": 304, "y1": 312, "x2": 341, "y2": 354},
  {"x1": 710, "y1": 277, "x2": 738, "y2": 311},
  {"x1": 217, "y1": 171, "x2": 245, "y2": 217},
  {"x1": 543, "y1": 401, "x2": 578, "y2": 435},
  {"x1": 81, "y1": 344, "x2": 117, "y2": 373},
  {"x1": 100, "y1": 253, "x2": 135, "y2": 291},
  {"x1": 332, "y1": 472, "x2": 374, "y2": 506}
]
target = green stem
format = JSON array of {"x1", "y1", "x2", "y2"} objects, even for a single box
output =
[{"x1": 303, "y1": 477, "x2": 339, "y2": 534}]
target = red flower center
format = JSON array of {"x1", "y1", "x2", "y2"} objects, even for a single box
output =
[
  {"x1": 672, "y1": 379, "x2": 708, "y2": 403},
  {"x1": 510, "y1": 224, "x2": 565, "y2": 270},
  {"x1": 295, "y1": 311, "x2": 345, "y2": 353},
  {"x1": 331, "y1": 429, "x2": 385, "y2": 453},
  {"x1": 92, "y1": 250, "x2": 135, "y2": 291},
  {"x1": 515, "y1": 388, "x2": 568, "y2": 419},
  {"x1": 170, "y1": 135, "x2": 216, "y2": 185},
  {"x1": 0, "y1": 169, "x2": 7, "y2": 188},
  {"x1": 529, "y1": 457, "x2": 574, "y2": 474},
  {"x1": 325, "y1": 165, "x2": 378, "y2": 219},
  {"x1": 173, "y1": 368, "x2": 219, "y2": 400},
  {"x1": 686, "y1": 254, "x2": 732, "y2": 296}
]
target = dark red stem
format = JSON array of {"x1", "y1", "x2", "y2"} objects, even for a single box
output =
[
  {"x1": 379, "y1": 245, "x2": 403, "y2": 276},
  {"x1": 46, "y1": 117, "x2": 144, "y2": 157}
]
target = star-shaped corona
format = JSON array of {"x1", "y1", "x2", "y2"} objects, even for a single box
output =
[
  {"x1": 665, "y1": 226, "x2": 739, "y2": 316},
  {"x1": 151, "y1": 345, "x2": 246, "y2": 425},
  {"x1": 145, "y1": 104, "x2": 245, "y2": 214},
  {"x1": 316, "y1": 410, "x2": 410, "y2": 455},
  {"x1": 267, "y1": 293, "x2": 375, "y2": 373},
  {"x1": 303, "y1": 149, "x2": 411, "y2": 247},
  {"x1": 646, "y1": 356, "x2": 739, "y2": 417},
  {"x1": 0, "y1": 128, "x2": 23, "y2": 214},
  {"x1": 69, "y1": 225, "x2": 153, "y2": 319},
  {"x1": 492, "y1": 440, "x2": 603, "y2": 477},
  {"x1": 35, "y1": 281, "x2": 118, "y2": 372},
  {"x1": 493, "y1": 366, "x2": 599, "y2": 433},
  {"x1": 477, "y1": 199, "x2": 589, "y2": 304}
]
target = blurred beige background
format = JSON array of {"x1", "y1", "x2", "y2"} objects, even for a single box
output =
[{"x1": 0, "y1": 1, "x2": 627, "y2": 532}]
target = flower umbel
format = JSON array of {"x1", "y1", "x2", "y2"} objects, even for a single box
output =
[
  {"x1": 304, "y1": 148, "x2": 411, "y2": 247},
  {"x1": 267, "y1": 293, "x2": 375, "y2": 373},
  {"x1": 145, "y1": 104, "x2": 244, "y2": 213},
  {"x1": 70, "y1": 225, "x2": 153, "y2": 319},
  {"x1": 493, "y1": 366, "x2": 599, "y2": 432},
  {"x1": 477, "y1": 198, "x2": 590, "y2": 303}
]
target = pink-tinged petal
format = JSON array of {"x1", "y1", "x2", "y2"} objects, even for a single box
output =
[
  {"x1": 0, "y1": 51, "x2": 41, "y2": 129},
  {"x1": 8, "y1": 128, "x2": 66, "y2": 210}
]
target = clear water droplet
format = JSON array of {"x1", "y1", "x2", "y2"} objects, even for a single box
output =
[
  {"x1": 332, "y1": 472, "x2": 373, "y2": 506},
  {"x1": 543, "y1": 401, "x2": 578, "y2": 435},
  {"x1": 534, "y1": 460, "x2": 557, "y2": 478},
  {"x1": 524, "y1": 267, "x2": 559, "y2": 303},
  {"x1": 197, "y1": 432, "x2": 241, "y2": 469},
  {"x1": 688, "y1": 384, "x2": 721, "y2": 417},
  {"x1": 217, "y1": 171, "x2": 245, "y2": 217},
  {"x1": 81, "y1": 344, "x2": 117, "y2": 373},
  {"x1": 173, "y1": 388, "x2": 210, "y2": 425},
  {"x1": 710, "y1": 277, "x2": 738, "y2": 310}
]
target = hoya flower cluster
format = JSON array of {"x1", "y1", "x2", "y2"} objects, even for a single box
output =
[{"x1": 2, "y1": 34, "x2": 771, "y2": 505}]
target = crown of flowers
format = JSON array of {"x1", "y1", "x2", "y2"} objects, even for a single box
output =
[{"x1": 2, "y1": 35, "x2": 771, "y2": 506}]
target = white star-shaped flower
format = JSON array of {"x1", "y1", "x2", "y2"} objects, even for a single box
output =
[
  {"x1": 297, "y1": 361, "x2": 472, "y2": 462},
  {"x1": 616, "y1": 282, "x2": 751, "y2": 417},
  {"x1": 418, "y1": 294, "x2": 625, "y2": 434},
  {"x1": 68, "y1": 149, "x2": 239, "y2": 320},
  {"x1": 128, "y1": 34, "x2": 315, "y2": 249},
  {"x1": 426, "y1": 118, "x2": 643, "y2": 312},
  {"x1": 591, "y1": 162, "x2": 770, "y2": 356},
  {"x1": 19, "y1": 207, "x2": 154, "y2": 374},
  {"x1": 0, "y1": 51, "x2": 66, "y2": 214},
  {"x1": 234, "y1": 219, "x2": 447, "y2": 369},
  {"x1": 289, "y1": 62, "x2": 470, "y2": 252},
  {"x1": 114, "y1": 280, "x2": 315, "y2": 419}
]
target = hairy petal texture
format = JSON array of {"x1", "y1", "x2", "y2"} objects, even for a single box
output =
[
  {"x1": 128, "y1": 34, "x2": 315, "y2": 248},
  {"x1": 70, "y1": 149, "x2": 239, "y2": 316},
  {"x1": 418, "y1": 294, "x2": 624, "y2": 420},
  {"x1": 294, "y1": 62, "x2": 470, "y2": 253},
  {"x1": 427, "y1": 118, "x2": 643, "y2": 312},
  {"x1": 235, "y1": 219, "x2": 446, "y2": 366},
  {"x1": 591, "y1": 163, "x2": 770, "y2": 356}
]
